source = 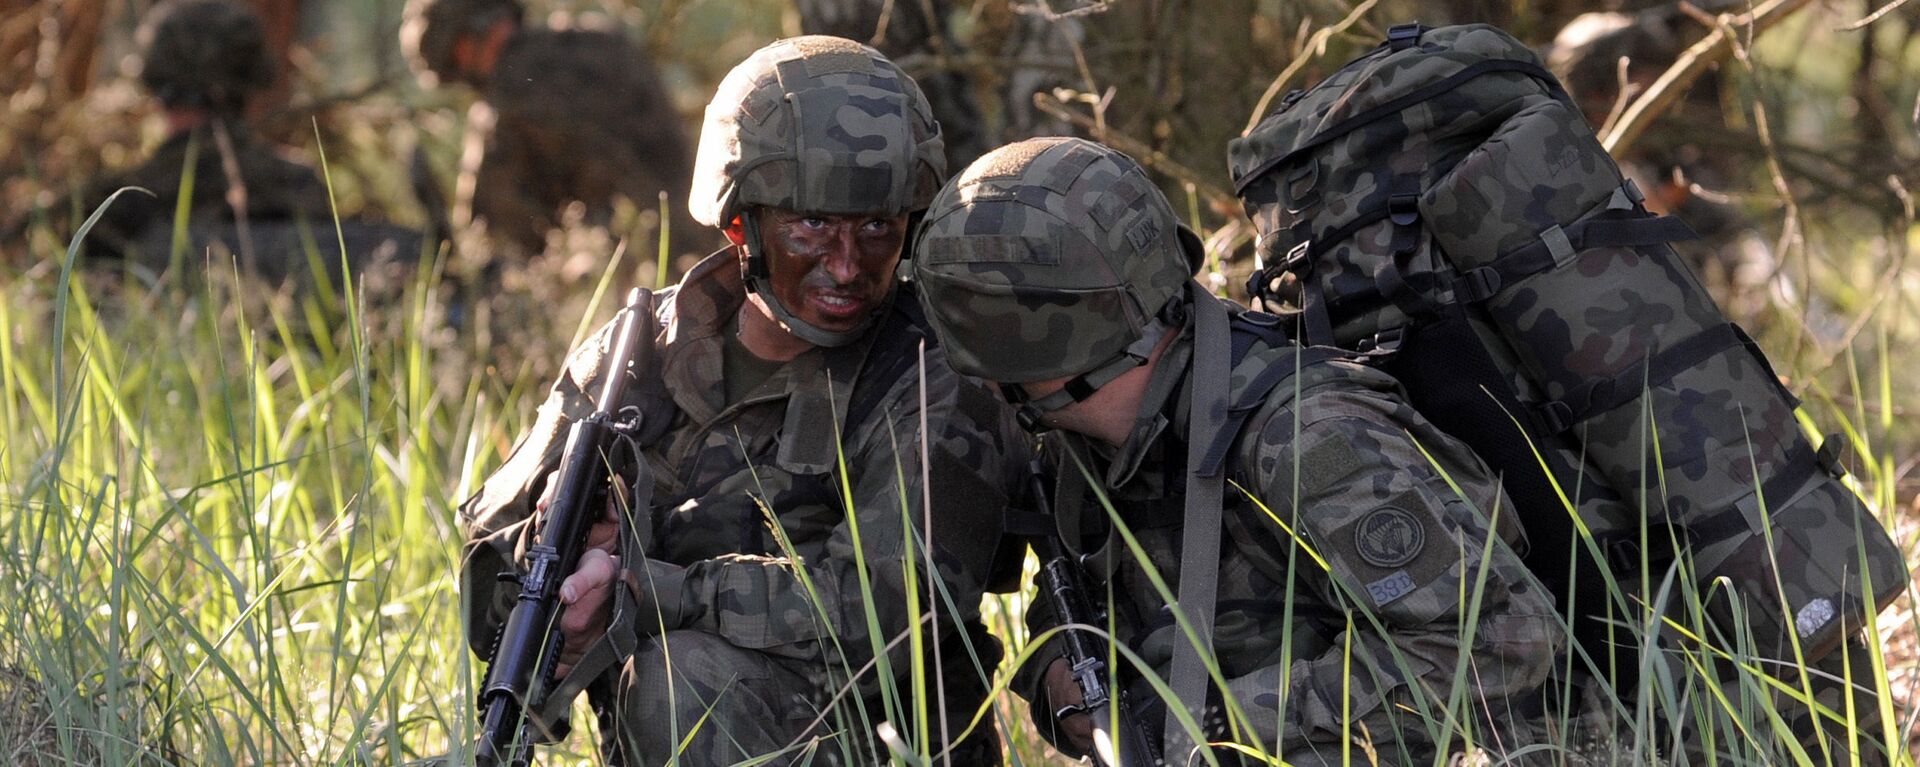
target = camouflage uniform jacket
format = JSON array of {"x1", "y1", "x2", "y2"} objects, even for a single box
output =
[
  {"x1": 1019, "y1": 309, "x2": 1564, "y2": 756},
  {"x1": 474, "y1": 27, "x2": 699, "y2": 254},
  {"x1": 80, "y1": 123, "x2": 330, "y2": 259},
  {"x1": 461, "y1": 249, "x2": 1028, "y2": 694}
]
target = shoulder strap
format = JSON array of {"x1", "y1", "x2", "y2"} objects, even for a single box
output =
[
  {"x1": 844, "y1": 285, "x2": 935, "y2": 429},
  {"x1": 1166, "y1": 285, "x2": 1231, "y2": 756}
]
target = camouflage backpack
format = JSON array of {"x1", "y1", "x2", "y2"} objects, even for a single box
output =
[{"x1": 1227, "y1": 23, "x2": 1905, "y2": 666}]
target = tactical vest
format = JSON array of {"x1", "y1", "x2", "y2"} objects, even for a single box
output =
[{"x1": 1227, "y1": 22, "x2": 1905, "y2": 666}]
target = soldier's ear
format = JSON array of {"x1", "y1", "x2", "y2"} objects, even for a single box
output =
[{"x1": 723, "y1": 217, "x2": 747, "y2": 248}]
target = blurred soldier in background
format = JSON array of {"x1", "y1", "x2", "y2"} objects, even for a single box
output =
[
  {"x1": 402, "y1": 0, "x2": 702, "y2": 259},
  {"x1": 1545, "y1": 6, "x2": 1779, "y2": 318},
  {"x1": 74, "y1": 0, "x2": 334, "y2": 269}
]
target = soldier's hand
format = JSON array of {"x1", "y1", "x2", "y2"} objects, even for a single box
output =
[
  {"x1": 536, "y1": 469, "x2": 627, "y2": 679},
  {"x1": 554, "y1": 547, "x2": 619, "y2": 678},
  {"x1": 1043, "y1": 657, "x2": 1096, "y2": 755}
]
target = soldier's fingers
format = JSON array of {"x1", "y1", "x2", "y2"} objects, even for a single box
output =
[
  {"x1": 1043, "y1": 657, "x2": 1085, "y2": 707},
  {"x1": 560, "y1": 550, "x2": 618, "y2": 605},
  {"x1": 583, "y1": 519, "x2": 620, "y2": 553},
  {"x1": 535, "y1": 469, "x2": 562, "y2": 513},
  {"x1": 558, "y1": 555, "x2": 619, "y2": 656},
  {"x1": 1061, "y1": 715, "x2": 1095, "y2": 754}
]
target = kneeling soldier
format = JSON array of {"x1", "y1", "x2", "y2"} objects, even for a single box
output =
[{"x1": 911, "y1": 137, "x2": 1566, "y2": 765}]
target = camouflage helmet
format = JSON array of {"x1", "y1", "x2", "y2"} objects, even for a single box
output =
[
  {"x1": 400, "y1": 0, "x2": 524, "y2": 88},
  {"x1": 137, "y1": 0, "x2": 272, "y2": 116},
  {"x1": 912, "y1": 137, "x2": 1203, "y2": 393},
  {"x1": 688, "y1": 35, "x2": 946, "y2": 227},
  {"x1": 692, "y1": 36, "x2": 945, "y2": 347}
]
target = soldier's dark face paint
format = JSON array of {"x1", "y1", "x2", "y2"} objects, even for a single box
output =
[{"x1": 756, "y1": 208, "x2": 908, "y2": 335}]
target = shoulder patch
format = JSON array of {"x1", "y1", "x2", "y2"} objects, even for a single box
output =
[{"x1": 1353, "y1": 506, "x2": 1424, "y2": 568}]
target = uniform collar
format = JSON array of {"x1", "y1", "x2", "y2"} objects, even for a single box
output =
[
  {"x1": 1097, "y1": 325, "x2": 1194, "y2": 491},
  {"x1": 660, "y1": 248, "x2": 879, "y2": 474}
]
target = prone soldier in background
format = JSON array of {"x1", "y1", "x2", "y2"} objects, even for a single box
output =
[
  {"x1": 402, "y1": 0, "x2": 703, "y2": 259},
  {"x1": 459, "y1": 36, "x2": 1029, "y2": 766},
  {"x1": 912, "y1": 138, "x2": 1565, "y2": 765}
]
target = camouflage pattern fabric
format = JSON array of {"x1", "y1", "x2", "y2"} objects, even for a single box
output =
[
  {"x1": 1014, "y1": 313, "x2": 1564, "y2": 763},
  {"x1": 913, "y1": 137, "x2": 1201, "y2": 384},
  {"x1": 137, "y1": 0, "x2": 272, "y2": 116},
  {"x1": 688, "y1": 36, "x2": 945, "y2": 228},
  {"x1": 473, "y1": 27, "x2": 701, "y2": 255},
  {"x1": 911, "y1": 137, "x2": 1561, "y2": 763},
  {"x1": 1544, "y1": 8, "x2": 1776, "y2": 318},
  {"x1": 793, "y1": 0, "x2": 989, "y2": 171},
  {"x1": 1229, "y1": 23, "x2": 1906, "y2": 762},
  {"x1": 460, "y1": 250, "x2": 1028, "y2": 764},
  {"x1": 612, "y1": 628, "x2": 1002, "y2": 765},
  {"x1": 79, "y1": 124, "x2": 331, "y2": 261}
]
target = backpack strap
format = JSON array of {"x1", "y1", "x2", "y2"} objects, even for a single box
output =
[
  {"x1": 1165, "y1": 285, "x2": 1232, "y2": 757},
  {"x1": 844, "y1": 284, "x2": 936, "y2": 428},
  {"x1": 1528, "y1": 322, "x2": 1789, "y2": 436},
  {"x1": 1452, "y1": 184, "x2": 1699, "y2": 304}
]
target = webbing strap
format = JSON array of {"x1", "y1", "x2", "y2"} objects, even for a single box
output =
[
  {"x1": 1610, "y1": 437, "x2": 1847, "y2": 573},
  {"x1": 1456, "y1": 213, "x2": 1699, "y2": 303},
  {"x1": 1195, "y1": 346, "x2": 1343, "y2": 477},
  {"x1": 1166, "y1": 285, "x2": 1231, "y2": 756},
  {"x1": 1233, "y1": 58, "x2": 1570, "y2": 194},
  {"x1": 1535, "y1": 323, "x2": 1745, "y2": 434}
]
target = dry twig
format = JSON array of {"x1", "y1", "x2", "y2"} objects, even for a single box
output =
[
  {"x1": 1599, "y1": 0, "x2": 1816, "y2": 157},
  {"x1": 1031, "y1": 90, "x2": 1236, "y2": 211},
  {"x1": 1242, "y1": 0, "x2": 1380, "y2": 136},
  {"x1": 1839, "y1": 0, "x2": 1914, "y2": 31}
]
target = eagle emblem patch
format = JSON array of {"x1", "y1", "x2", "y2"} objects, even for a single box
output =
[{"x1": 1354, "y1": 507, "x2": 1424, "y2": 569}]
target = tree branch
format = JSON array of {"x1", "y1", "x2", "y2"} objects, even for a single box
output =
[{"x1": 1599, "y1": 0, "x2": 1816, "y2": 157}]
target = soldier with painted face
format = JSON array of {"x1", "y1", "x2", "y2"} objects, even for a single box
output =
[
  {"x1": 912, "y1": 138, "x2": 1565, "y2": 765},
  {"x1": 458, "y1": 36, "x2": 1027, "y2": 765}
]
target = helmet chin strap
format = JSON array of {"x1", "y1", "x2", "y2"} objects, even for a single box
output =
[
  {"x1": 999, "y1": 315, "x2": 1172, "y2": 433},
  {"x1": 738, "y1": 207, "x2": 883, "y2": 349}
]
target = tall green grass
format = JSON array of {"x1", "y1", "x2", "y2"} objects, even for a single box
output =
[{"x1": 3, "y1": 189, "x2": 1916, "y2": 766}]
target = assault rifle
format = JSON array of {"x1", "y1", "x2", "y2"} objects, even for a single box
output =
[
  {"x1": 475, "y1": 288, "x2": 656, "y2": 767},
  {"x1": 1028, "y1": 461, "x2": 1160, "y2": 767}
]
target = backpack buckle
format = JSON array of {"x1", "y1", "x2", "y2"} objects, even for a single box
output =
[
  {"x1": 1283, "y1": 239, "x2": 1313, "y2": 270},
  {"x1": 1534, "y1": 399, "x2": 1574, "y2": 435},
  {"x1": 1356, "y1": 325, "x2": 1405, "y2": 355},
  {"x1": 1459, "y1": 266, "x2": 1502, "y2": 303},
  {"x1": 1388, "y1": 192, "x2": 1421, "y2": 227},
  {"x1": 1387, "y1": 23, "x2": 1426, "y2": 51}
]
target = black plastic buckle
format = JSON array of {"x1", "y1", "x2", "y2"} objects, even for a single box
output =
[
  {"x1": 1356, "y1": 325, "x2": 1406, "y2": 355},
  {"x1": 1283, "y1": 239, "x2": 1313, "y2": 270},
  {"x1": 1388, "y1": 192, "x2": 1421, "y2": 227},
  {"x1": 1387, "y1": 23, "x2": 1426, "y2": 51},
  {"x1": 1534, "y1": 399, "x2": 1574, "y2": 435},
  {"x1": 1459, "y1": 266, "x2": 1502, "y2": 303}
]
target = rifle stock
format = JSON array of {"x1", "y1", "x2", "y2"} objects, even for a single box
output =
[
  {"x1": 474, "y1": 288, "x2": 656, "y2": 767},
  {"x1": 1028, "y1": 461, "x2": 1160, "y2": 767}
]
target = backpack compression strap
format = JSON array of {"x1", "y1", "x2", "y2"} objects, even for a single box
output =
[{"x1": 1166, "y1": 283, "x2": 1231, "y2": 756}]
